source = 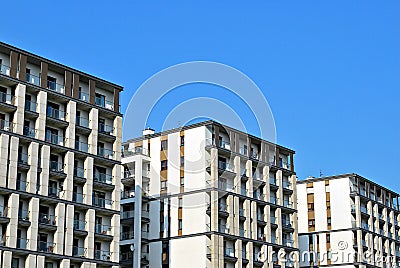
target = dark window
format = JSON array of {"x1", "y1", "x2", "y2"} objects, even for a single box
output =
[
  {"x1": 161, "y1": 160, "x2": 168, "y2": 171},
  {"x1": 161, "y1": 140, "x2": 168, "y2": 151},
  {"x1": 47, "y1": 76, "x2": 57, "y2": 90},
  {"x1": 180, "y1": 136, "x2": 184, "y2": 146}
]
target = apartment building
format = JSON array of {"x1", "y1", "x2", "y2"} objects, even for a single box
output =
[
  {"x1": 297, "y1": 174, "x2": 400, "y2": 268},
  {"x1": 120, "y1": 121, "x2": 299, "y2": 268},
  {"x1": 0, "y1": 42, "x2": 122, "y2": 268}
]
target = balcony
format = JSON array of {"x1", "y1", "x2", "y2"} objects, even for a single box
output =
[
  {"x1": 218, "y1": 224, "x2": 229, "y2": 233},
  {"x1": 94, "y1": 171, "x2": 113, "y2": 185},
  {"x1": 75, "y1": 141, "x2": 89, "y2": 153},
  {"x1": 99, "y1": 123, "x2": 114, "y2": 135},
  {"x1": 46, "y1": 80, "x2": 64, "y2": 94},
  {"x1": 25, "y1": 99, "x2": 37, "y2": 113},
  {"x1": 120, "y1": 251, "x2": 133, "y2": 262},
  {"x1": 16, "y1": 179, "x2": 27, "y2": 192},
  {"x1": 282, "y1": 219, "x2": 293, "y2": 228},
  {"x1": 0, "y1": 92, "x2": 15, "y2": 106},
  {"x1": 270, "y1": 177, "x2": 277, "y2": 185},
  {"x1": 121, "y1": 190, "x2": 135, "y2": 199},
  {"x1": 48, "y1": 186, "x2": 61, "y2": 198},
  {"x1": 361, "y1": 223, "x2": 370, "y2": 230},
  {"x1": 218, "y1": 181, "x2": 235, "y2": 192},
  {"x1": 0, "y1": 63, "x2": 11, "y2": 76},
  {"x1": 283, "y1": 239, "x2": 294, "y2": 247},
  {"x1": 94, "y1": 249, "x2": 112, "y2": 261},
  {"x1": 121, "y1": 230, "x2": 134, "y2": 240},
  {"x1": 16, "y1": 237, "x2": 29, "y2": 249},
  {"x1": 23, "y1": 126, "x2": 36, "y2": 138},
  {"x1": 98, "y1": 147, "x2": 114, "y2": 159},
  {"x1": 141, "y1": 230, "x2": 149, "y2": 239},
  {"x1": 74, "y1": 219, "x2": 86, "y2": 231},
  {"x1": 95, "y1": 97, "x2": 114, "y2": 110},
  {"x1": 38, "y1": 241, "x2": 56, "y2": 253},
  {"x1": 49, "y1": 161, "x2": 64, "y2": 173},
  {"x1": 72, "y1": 192, "x2": 85, "y2": 203},
  {"x1": 270, "y1": 197, "x2": 277, "y2": 205},
  {"x1": 0, "y1": 119, "x2": 14, "y2": 132},
  {"x1": 282, "y1": 181, "x2": 292, "y2": 189},
  {"x1": 283, "y1": 200, "x2": 293, "y2": 208},
  {"x1": 253, "y1": 192, "x2": 265, "y2": 200},
  {"x1": 92, "y1": 197, "x2": 112, "y2": 209},
  {"x1": 76, "y1": 116, "x2": 89, "y2": 128},
  {"x1": 218, "y1": 161, "x2": 234, "y2": 172},
  {"x1": 121, "y1": 210, "x2": 135, "y2": 219},
  {"x1": 78, "y1": 91, "x2": 89, "y2": 102},
  {"x1": 74, "y1": 167, "x2": 85, "y2": 178},
  {"x1": 224, "y1": 247, "x2": 235, "y2": 258},
  {"x1": 0, "y1": 205, "x2": 9, "y2": 219},
  {"x1": 18, "y1": 153, "x2": 29, "y2": 165},
  {"x1": 24, "y1": 72, "x2": 40, "y2": 86},
  {"x1": 122, "y1": 147, "x2": 149, "y2": 157},
  {"x1": 47, "y1": 106, "x2": 65, "y2": 120},
  {"x1": 73, "y1": 246, "x2": 87, "y2": 257},
  {"x1": 45, "y1": 132, "x2": 64, "y2": 146},
  {"x1": 38, "y1": 213, "x2": 56, "y2": 226},
  {"x1": 95, "y1": 223, "x2": 111, "y2": 236}
]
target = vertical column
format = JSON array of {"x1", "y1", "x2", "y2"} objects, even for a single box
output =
[
  {"x1": 37, "y1": 255, "x2": 45, "y2": 268},
  {"x1": 7, "y1": 136, "x2": 19, "y2": 190},
  {"x1": 251, "y1": 202, "x2": 257, "y2": 240},
  {"x1": 211, "y1": 234, "x2": 219, "y2": 268},
  {"x1": 25, "y1": 254, "x2": 36, "y2": 267},
  {"x1": 233, "y1": 156, "x2": 241, "y2": 195},
  {"x1": 89, "y1": 79, "x2": 95, "y2": 105},
  {"x1": 13, "y1": 84, "x2": 26, "y2": 135},
  {"x1": 227, "y1": 195, "x2": 235, "y2": 235},
  {"x1": 40, "y1": 62, "x2": 48, "y2": 89},
  {"x1": 27, "y1": 197, "x2": 39, "y2": 251},
  {"x1": 88, "y1": 108, "x2": 98, "y2": 155},
  {"x1": 64, "y1": 204, "x2": 74, "y2": 256},
  {"x1": 236, "y1": 240, "x2": 242, "y2": 268},
  {"x1": 112, "y1": 164, "x2": 121, "y2": 210},
  {"x1": 54, "y1": 203, "x2": 66, "y2": 255},
  {"x1": 2, "y1": 251, "x2": 12, "y2": 268},
  {"x1": 18, "y1": 54, "x2": 27, "y2": 81},
  {"x1": 246, "y1": 160, "x2": 253, "y2": 198},
  {"x1": 83, "y1": 157, "x2": 94, "y2": 206},
  {"x1": 39, "y1": 145, "x2": 50, "y2": 196},
  {"x1": 64, "y1": 71, "x2": 72, "y2": 97},
  {"x1": 63, "y1": 151, "x2": 74, "y2": 201},
  {"x1": 276, "y1": 208, "x2": 282, "y2": 245},
  {"x1": 244, "y1": 199, "x2": 251, "y2": 239},
  {"x1": 265, "y1": 205, "x2": 272, "y2": 242},
  {"x1": 218, "y1": 236, "x2": 224, "y2": 268},
  {"x1": 72, "y1": 73, "x2": 80, "y2": 99},
  {"x1": 113, "y1": 88, "x2": 120, "y2": 113},
  {"x1": 85, "y1": 209, "x2": 95, "y2": 259},
  {"x1": 5, "y1": 194, "x2": 19, "y2": 248},
  {"x1": 113, "y1": 116, "x2": 122, "y2": 161},
  {"x1": 35, "y1": 91, "x2": 47, "y2": 140},
  {"x1": 110, "y1": 214, "x2": 120, "y2": 263},
  {"x1": 65, "y1": 101, "x2": 76, "y2": 149},
  {"x1": 60, "y1": 259, "x2": 71, "y2": 268},
  {"x1": 233, "y1": 196, "x2": 240, "y2": 237},
  {"x1": 248, "y1": 241, "x2": 254, "y2": 265},
  {"x1": 276, "y1": 170, "x2": 283, "y2": 206},
  {"x1": 0, "y1": 134, "x2": 9, "y2": 188},
  {"x1": 9, "y1": 51, "x2": 19, "y2": 78},
  {"x1": 26, "y1": 142, "x2": 39, "y2": 194}
]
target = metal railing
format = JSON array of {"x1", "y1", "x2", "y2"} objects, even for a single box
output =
[
  {"x1": 224, "y1": 247, "x2": 235, "y2": 257},
  {"x1": 38, "y1": 213, "x2": 56, "y2": 225},
  {"x1": 95, "y1": 97, "x2": 114, "y2": 110},
  {"x1": 98, "y1": 147, "x2": 114, "y2": 159},
  {"x1": 121, "y1": 190, "x2": 135, "y2": 199},
  {"x1": 121, "y1": 210, "x2": 135, "y2": 219},
  {"x1": 16, "y1": 237, "x2": 29, "y2": 249},
  {"x1": 49, "y1": 161, "x2": 64, "y2": 173},
  {"x1": 25, "y1": 99, "x2": 37, "y2": 112},
  {"x1": 25, "y1": 73, "x2": 40, "y2": 86},
  {"x1": 120, "y1": 251, "x2": 133, "y2": 261},
  {"x1": 23, "y1": 126, "x2": 36, "y2": 138},
  {"x1": 218, "y1": 224, "x2": 229, "y2": 233},
  {"x1": 93, "y1": 171, "x2": 113, "y2": 184},
  {"x1": 75, "y1": 141, "x2": 89, "y2": 152},
  {"x1": 270, "y1": 177, "x2": 277, "y2": 185},
  {"x1": 92, "y1": 197, "x2": 113, "y2": 208},
  {"x1": 218, "y1": 181, "x2": 235, "y2": 192},
  {"x1": 122, "y1": 147, "x2": 149, "y2": 157},
  {"x1": 270, "y1": 197, "x2": 277, "y2": 204},
  {"x1": 45, "y1": 131, "x2": 64, "y2": 146},
  {"x1": 94, "y1": 249, "x2": 112, "y2": 261},
  {"x1": 78, "y1": 91, "x2": 89, "y2": 102},
  {"x1": 0, "y1": 64, "x2": 11, "y2": 76},
  {"x1": 73, "y1": 192, "x2": 85, "y2": 203},
  {"x1": 46, "y1": 80, "x2": 64, "y2": 94},
  {"x1": 217, "y1": 161, "x2": 234, "y2": 172},
  {"x1": 47, "y1": 106, "x2": 65, "y2": 120},
  {"x1": 0, "y1": 205, "x2": 9, "y2": 218},
  {"x1": 0, "y1": 92, "x2": 14, "y2": 105},
  {"x1": 48, "y1": 186, "x2": 61, "y2": 198},
  {"x1": 74, "y1": 167, "x2": 85, "y2": 178},
  {"x1": 37, "y1": 241, "x2": 56, "y2": 252},
  {"x1": 0, "y1": 119, "x2": 14, "y2": 132},
  {"x1": 76, "y1": 116, "x2": 89, "y2": 128},
  {"x1": 95, "y1": 223, "x2": 111, "y2": 235},
  {"x1": 282, "y1": 181, "x2": 291, "y2": 189},
  {"x1": 283, "y1": 200, "x2": 293, "y2": 208},
  {"x1": 74, "y1": 219, "x2": 86, "y2": 231},
  {"x1": 73, "y1": 246, "x2": 87, "y2": 257},
  {"x1": 121, "y1": 230, "x2": 134, "y2": 240},
  {"x1": 99, "y1": 123, "x2": 114, "y2": 135},
  {"x1": 18, "y1": 209, "x2": 30, "y2": 220}
]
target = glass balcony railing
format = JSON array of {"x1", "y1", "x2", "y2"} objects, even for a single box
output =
[
  {"x1": 121, "y1": 190, "x2": 135, "y2": 199},
  {"x1": 120, "y1": 251, "x2": 133, "y2": 261},
  {"x1": 16, "y1": 238, "x2": 29, "y2": 249},
  {"x1": 94, "y1": 249, "x2": 111, "y2": 261},
  {"x1": 92, "y1": 197, "x2": 112, "y2": 209},
  {"x1": 72, "y1": 192, "x2": 85, "y2": 203},
  {"x1": 37, "y1": 241, "x2": 56, "y2": 253},
  {"x1": 16, "y1": 179, "x2": 27, "y2": 192},
  {"x1": 78, "y1": 91, "x2": 89, "y2": 102},
  {"x1": 270, "y1": 197, "x2": 277, "y2": 204},
  {"x1": 0, "y1": 119, "x2": 14, "y2": 132},
  {"x1": 76, "y1": 116, "x2": 89, "y2": 128},
  {"x1": 94, "y1": 172, "x2": 113, "y2": 185},
  {"x1": 98, "y1": 147, "x2": 114, "y2": 159},
  {"x1": 239, "y1": 208, "x2": 245, "y2": 217},
  {"x1": 218, "y1": 181, "x2": 235, "y2": 192},
  {"x1": 282, "y1": 219, "x2": 292, "y2": 228},
  {"x1": 283, "y1": 200, "x2": 293, "y2": 208},
  {"x1": 74, "y1": 167, "x2": 85, "y2": 178},
  {"x1": 25, "y1": 73, "x2": 40, "y2": 86},
  {"x1": 217, "y1": 161, "x2": 234, "y2": 172},
  {"x1": 283, "y1": 239, "x2": 294, "y2": 247},
  {"x1": 75, "y1": 141, "x2": 89, "y2": 152},
  {"x1": 121, "y1": 230, "x2": 134, "y2": 240},
  {"x1": 45, "y1": 131, "x2": 64, "y2": 146},
  {"x1": 0, "y1": 64, "x2": 11, "y2": 76},
  {"x1": 25, "y1": 100, "x2": 37, "y2": 112},
  {"x1": 0, "y1": 92, "x2": 15, "y2": 105},
  {"x1": 121, "y1": 210, "x2": 135, "y2": 219},
  {"x1": 0, "y1": 205, "x2": 9, "y2": 218},
  {"x1": 18, "y1": 209, "x2": 30, "y2": 221},
  {"x1": 95, "y1": 223, "x2": 111, "y2": 235},
  {"x1": 270, "y1": 177, "x2": 277, "y2": 185},
  {"x1": 122, "y1": 147, "x2": 149, "y2": 157},
  {"x1": 271, "y1": 216, "x2": 277, "y2": 224},
  {"x1": 46, "y1": 80, "x2": 64, "y2": 94},
  {"x1": 74, "y1": 219, "x2": 86, "y2": 231},
  {"x1": 99, "y1": 123, "x2": 114, "y2": 135},
  {"x1": 47, "y1": 106, "x2": 65, "y2": 120},
  {"x1": 18, "y1": 153, "x2": 29, "y2": 165},
  {"x1": 282, "y1": 181, "x2": 291, "y2": 189},
  {"x1": 49, "y1": 161, "x2": 64, "y2": 173},
  {"x1": 95, "y1": 97, "x2": 114, "y2": 110},
  {"x1": 224, "y1": 247, "x2": 235, "y2": 257},
  {"x1": 23, "y1": 126, "x2": 36, "y2": 138},
  {"x1": 218, "y1": 224, "x2": 229, "y2": 233},
  {"x1": 38, "y1": 213, "x2": 56, "y2": 225},
  {"x1": 48, "y1": 186, "x2": 61, "y2": 198},
  {"x1": 73, "y1": 246, "x2": 87, "y2": 257}
]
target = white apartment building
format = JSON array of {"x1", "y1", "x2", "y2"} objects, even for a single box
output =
[
  {"x1": 120, "y1": 121, "x2": 299, "y2": 268},
  {"x1": 0, "y1": 42, "x2": 122, "y2": 268},
  {"x1": 297, "y1": 174, "x2": 400, "y2": 268}
]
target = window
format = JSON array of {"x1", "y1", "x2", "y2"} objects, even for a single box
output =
[
  {"x1": 180, "y1": 176, "x2": 184, "y2": 186},
  {"x1": 161, "y1": 140, "x2": 168, "y2": 151},
  {"x1": 327, "y1": 217, "x2": 332, "y2": 226},
  {"x1": 11, "y1": 258, "x2": 19, "y2": 268},
  {"x1": 180, "y1": 156, "x2": 184, "y2": 167},
  {"x1": 25, "y1": 68, "x2": 31, "y2": 81},
  {"x1": 327, "y1": 234, "x2": 330, "y2": 243},
  {"x1": 178, "y1": 198, "x2": 183, "y2": 208},
  {"x1": 326, "y1": 201, "x2": 331, "y2": 209},
  {"x1": 47, "y1": 76, "x2": 57, "y2": 90},
  {"x1": 308, "y1": 220, "x2": 315, "y2": 227},
  {"x1": 161, "y1": 160, "x2": 168, "y2": 171},
  {"x1": 95, "y1": 93, "x2": 105, "y2": 107},
  {"x1": 180, "y1": 136, "x2": 184, "y2": 146},
  {"x1": 178, "y1": 219, "x2": 183, "y2": 230},
  {"x1": 161, "y1": 181, "x2": 167, "y2": 190},
  {"x1": 308, "y1": 203, "x2": 314, "y2": 211}
]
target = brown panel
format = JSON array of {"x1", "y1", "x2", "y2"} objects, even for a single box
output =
[
  {"x1": 89, "y1": 79, "x2": 95, "y2": 104},
  {"x1": 178, "y1": 208, "x2": 182, "y2": 218},
  {"x1": 160, "y1": 170, "x2": 168, "y2": 180},
  {"x1": 180, "y1": 170, "x2": 184, "y2": 178},
  {"x1": 72, "y1": 73, "x2": 80, "y2": 99},
  {"x1": 160, "y1": 151, "x2": 168, "y2": 161},
  {"x1": 307, "y1": 193, "x2": 314, "y2": 202},
  {"x1": 40, "y1": 62, "x2": 48, "y2": 89},
  {"x1": 290, "y1": 153, "x2": 295, "y2": 172},
  {"x1": 113, "y1": 88, "x2": 119, "y2": 113},
  {"x1": 10, "y1": 51, "x2": 19, "y2": 78},
  {"x1": 19, "y1": 54, "x2": 27, "y2": 81},
  {"x1": 275, "y1": 147, "x2": 279, "y2": 166},
  {"x1": 64, "y1": 71, "x2": 72, "y2": 97},
  {"x1": 214, "y1": 126, "x2": 219, "y2": 146}
]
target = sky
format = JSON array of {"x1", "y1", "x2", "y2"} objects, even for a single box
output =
[{"x1": 1, "y1": 1, "x2": 399, "y2": 192}]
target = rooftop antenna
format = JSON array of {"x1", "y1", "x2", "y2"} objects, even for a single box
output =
[{"x1": 319, "y1": 170, "x2": 323, "y2": 177}]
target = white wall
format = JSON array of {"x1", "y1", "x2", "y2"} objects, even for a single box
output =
[{"x1": 170, "y1": 235, "x2": 209, "y2": 267}]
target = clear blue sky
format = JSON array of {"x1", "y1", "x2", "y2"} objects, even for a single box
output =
[{"x1": 2, "y1": 1, "x2": 399, "y2": 192}]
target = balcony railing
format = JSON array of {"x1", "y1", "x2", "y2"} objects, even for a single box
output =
[
  {"x1": 120, "y1": 251, "x2": 133, "y2": 261},
  {"x1": 98, "y1": 147, "x2": 114, "y2": 159},
  {"x1": 72, "y1": 192, "x2": 85, "y2": 203},
  {"x1": 0, "y1": 119, "x2": 14, "y2": 132},
  {"x1": 224, "y1": 247, "x2": 235, "y2": 257},
  {"x1": 23, "y1": 126, "x2": 36, "y2": 138},
  {"x1": 95, "y1": 223, "x2": 111, "y2": 235},
  {"x1": 361, "y1": 223, "x2": 370, "y2": 230},
  {"x1": 18, "y1": 153, "x2": 29, "y2": 165},
  {"x1": 122, "y1": 147, "x2": 149, "y2": 157},
  {"x1": 141, "y1": 230, "x2": 149, "y2": 239},
  {"x1": 283, "y1": 239, "x2": 294, "y2": 247},
  {"x1": 16, "y1": 179, "x2": 27, "y2": 192},
  {"x1": 26, "y1": 73, "x2": 40, "y2": 86},
  {"x1": 92, "y1": 197, "x2": 112, "y2": 209},
  {"x1": 282, "y1": 219, "x2": 292, "y2": 228},
  {"x1": 78, "y1": 91, "x2": 89, "y2": 102},
  {"x1": 38, "y1": 213, "x2": 56, "y2": 225},
  {"x1": 95, "y1": 97, "x2": 114, "y2": 110},
  {"x1": 38, "y1": 241, "x2": 56, "y2": 253},
  {"x1": 283, "y1": 200, "x2": 293, "y2": 208},
  {"x1": 270, "y1": 197, "x2": 277, "y2": 204},
  {"x1": 95, "y1": 250, "x2": 112, "y2": 261},
  {"x1": 16, "y1": 238, "x2": 29, "y2": 249},
  {"x1": 218, "y1": 224, "x2": 229, "y2": 233},
  {"x1": 74, "y1": 167, "x2": 85, "y2": 178},
  {"x1": 121, "y1": 210, "x2": 135, "y2": 219},
  {"x1": 271, "y1": 216, "x2": 277, "y2": 224},
  {"x1": 47, "y1": 106, "x2": 65, "y2": 120},
  {"x1": 47, "y1": 80, "x2": 64, "y2": 94},
  {"x1": 73, "y1": 246, "x2": 87, "y2": 257},
  {"x1": 49, "y1": 161, "x2": 64, "y2": 173},
  {"x1": 75, "y1": 141, "x2": 89, "y2": 152},
  {"x1": 270, "y1": 177, "x2": 277, "y2": 185},
  {"x1": 76, "y1": 116, "x2": 89, "y2": 128},
  {"x1": 0, "y1": 92, "x2": 14, "y2": 105},
  {"x1": 218, "y1": 161, "x2": 234, "y2": 172},
  {"x1": 254, "y1": 192, "x2": 265, "y2": 200},
  {"x1": 45, "y1": 131, "x2": 64, "y2": 146},
  {"x1": 121, "y1": 190, "x2": 135, "y2": 199},
  {"x1": 0, "y1": 206, "x2": 9, "y2": 218},
  {"x1": 99, "y1": 123, "x2": 114, "y2": 135},
  {"x1": 282, "y1": 181, "x2": 291, "y2": 189},
  {"x1": 48, "y1": 186, "x2": 61, "y2": 198},
  {"x1": 218, "y1": 181, "x2": 235, "y2": 192},
  {"x1": 25, "y1": 100, "x2": 37, "y2": 112},
  {"x1": 0, "y1": 64, "x2": 11, "y2": 76},
  {"x1": 239, "y1": 208, "x2": 245, "y2": 217},
  {"x1": 18, "y1": 209, "x2": 30, "y2": 221},
  {"x1": 94, "y1": 171, "x2": 113, "y2": 185},
  {"x1": 121, "y1": 230, "x2": 134, "y2": 240},
  {"x1": 74, "y1": 219, "x2": 86, "y2": 231}
]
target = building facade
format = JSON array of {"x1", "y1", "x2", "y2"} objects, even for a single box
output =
[
  {"x1": 120, "y1": 121, "x2": 299, "y2": 268},
  {"x1": 297, "y1": 174, "x2": 400, "y2": 268},
  {"x1": 0, "y1": 42, "x2": 122, "y2": 268}
]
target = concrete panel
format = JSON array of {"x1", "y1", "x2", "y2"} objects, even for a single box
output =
[
  {"x1": 7, "y1": 136, "x2": 18, "y2": 190},
  {"x1": 54, "y1": 202, "x2": 66, "y2": 255},
  {"x1": 0, "y1": 134, "x2": 10, "y2": 188}
]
